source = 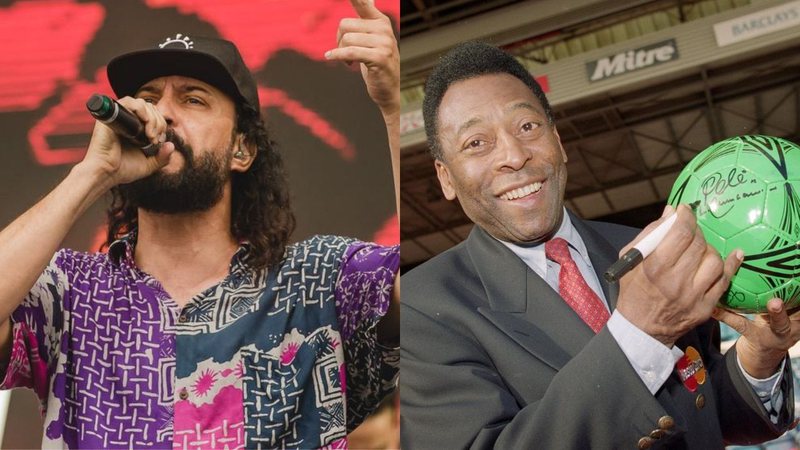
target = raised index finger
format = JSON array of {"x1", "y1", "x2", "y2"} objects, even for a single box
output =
[{"x1": 350, "y1": 0, "x2": 382, "y2": 19}]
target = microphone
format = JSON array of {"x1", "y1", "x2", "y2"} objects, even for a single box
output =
[{"x1": 86, "y1": 94, "x2": 159, "y2": 156}]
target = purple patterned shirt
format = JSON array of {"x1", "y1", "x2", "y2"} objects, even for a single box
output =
[{"x1": 1, "y1": 234, "x2": 399, "y2": 449}]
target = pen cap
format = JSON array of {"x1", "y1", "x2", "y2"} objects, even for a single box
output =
[{"x1": 603, "y1": 249, "x2": 643, "y2": 283}]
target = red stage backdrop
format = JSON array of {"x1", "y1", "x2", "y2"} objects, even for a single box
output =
[{"x1": 0, "y1": 0, "x2": 400, "y2": 251}]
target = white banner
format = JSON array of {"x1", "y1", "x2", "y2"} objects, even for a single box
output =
[
  {"x1": 714, "y1": 1, "x2": 800, "y2": 47},
  {"x1": 585, "y1": 39, "x2": 679, "y2": 82}
]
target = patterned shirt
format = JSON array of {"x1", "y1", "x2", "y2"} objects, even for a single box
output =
[{"x1": 1, "y1": 234, "x2": 399, "y2": 449}]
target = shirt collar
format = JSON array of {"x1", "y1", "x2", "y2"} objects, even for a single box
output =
[
  {"x1": 558, "y1": 211, "x2": 592, "y2": 266},
  {"x1": 228, "y1": 242, "x2": 252, "y2": 274},
  {"x1": 497, "y1": 208, "x2": 592, "y2": 278},
  {"x1": 108, "y1": 231, "x2": 252, "y2": 275},
  {"x1": 108, "y1": 232, "x2": 137, "y2": 266}
]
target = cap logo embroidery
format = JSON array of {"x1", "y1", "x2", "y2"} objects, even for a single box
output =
[{"x1": 158, "y1": 33, "x2": 194, "y2": 50}]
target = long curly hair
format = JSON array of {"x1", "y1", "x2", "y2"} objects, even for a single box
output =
[{"x1": 104, "y1": 103, "x2": 296, "y2": 272}]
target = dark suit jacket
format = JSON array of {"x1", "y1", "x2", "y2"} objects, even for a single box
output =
[{"x1": 401, "y1": 214, "x2": 794, "y2": 449}]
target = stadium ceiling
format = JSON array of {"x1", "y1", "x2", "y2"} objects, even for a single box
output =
[
  {"x1": 399, "y1": 0, "x2": 800, "y2": 269},
  {"x1": 400, "y1": 0, "x2": 528, "y2": 37}
]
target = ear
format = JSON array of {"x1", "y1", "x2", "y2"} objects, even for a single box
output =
[
  {"x1": 231, "y1": 134, "x2": 257, "y2": 172},
  {"x1": 434, "y1": 159, "x2": 457, "y2": 201},
  {"x1": 552, "y1": 125, "x2": 568, "y2": 163}
]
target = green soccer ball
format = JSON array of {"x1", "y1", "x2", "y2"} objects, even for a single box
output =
[{"x1": 667, "y1": 135, "x2": 800, "y2": 313}]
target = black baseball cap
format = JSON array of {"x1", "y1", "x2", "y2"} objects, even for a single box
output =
[{"x1": 107, "y1": 33, "x2": 259, "y2": 110}]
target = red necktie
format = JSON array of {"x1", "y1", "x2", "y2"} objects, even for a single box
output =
[{"x1": 545, "y1": 237, "x2": 610, "y2": 333}]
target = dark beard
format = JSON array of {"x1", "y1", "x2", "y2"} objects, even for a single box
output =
[{"x1": 119, "y1": 131, "x2": 231, "y2": 214}]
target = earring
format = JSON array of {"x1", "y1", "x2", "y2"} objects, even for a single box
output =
[{"x1": 234, "y1": 150, "x2": 246, "y2": 160}]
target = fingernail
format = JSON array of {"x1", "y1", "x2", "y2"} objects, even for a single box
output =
[
  {"x1": 324, "y1": 50, "x2": 332, "y2": 59},
  {"x1": 735, "y1": 249, "x2": 744, "y2": 260},
  {"x1": 662, "y1": 204, "x2": 674, "y2": 217},
  {"x1": 158, "y1": 132, "x2": 166, "y2": 143}
]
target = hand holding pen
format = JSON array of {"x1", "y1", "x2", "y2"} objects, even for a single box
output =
[
  {"x1": 605, "y1": 201, "x2": 701, "y2": 283},
  {"x1": 612, "y1": 203, "x2": 743, "y2": 346}
]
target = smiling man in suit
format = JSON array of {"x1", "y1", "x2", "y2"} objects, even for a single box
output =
[{"x1": 400, "y1": 41, "x2": 800, "y2": 449}]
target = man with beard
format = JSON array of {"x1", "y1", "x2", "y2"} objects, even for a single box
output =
[
  {"x1": 401, "y1": 41, "x2": 799, "y2": 449},
  {"x1": 0, "y1": 0, "x2": 399, "y2": 448}
]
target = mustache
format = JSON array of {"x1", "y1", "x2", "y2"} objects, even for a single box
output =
[{"x1": 164, "y1": 129, "x2": 191, "y2": 160}]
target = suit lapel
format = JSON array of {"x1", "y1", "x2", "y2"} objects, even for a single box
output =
[
  {"x1": 466, "y1": 215, "x2": 626, "y2": 371},
  {"x1": 466, "y1": 226, "x2": 593, "y2": 370}
]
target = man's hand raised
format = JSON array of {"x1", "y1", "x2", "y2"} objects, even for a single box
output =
[{"x1": 326, "y1": 0, "x2": 399, "y2": 117}]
